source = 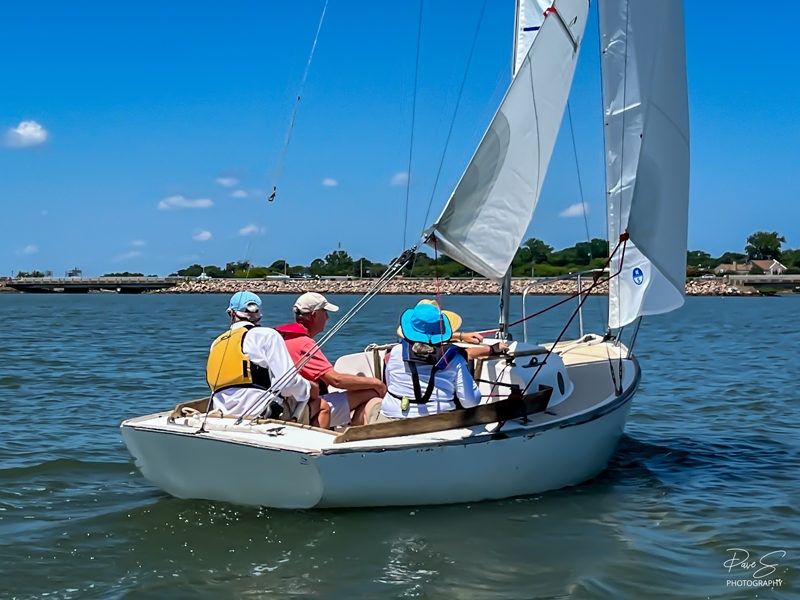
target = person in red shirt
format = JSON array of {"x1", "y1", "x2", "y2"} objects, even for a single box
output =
[{"x1": 275, "y1": 293, "x2": 386, "y2": 429}]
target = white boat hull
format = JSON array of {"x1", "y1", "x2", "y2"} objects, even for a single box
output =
[
  {"x1": 315, "y1": 393, "x2": 633, "y2": 507},
  {"x1": 121, "y1": 347, "x2": 639, "y2": 509}
]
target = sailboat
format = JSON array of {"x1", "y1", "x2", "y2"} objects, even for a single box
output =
[{"x1": 121, "y1": 0, "x2": 689, "y2": 509}]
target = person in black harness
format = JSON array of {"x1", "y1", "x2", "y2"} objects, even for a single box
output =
[{"x1": 378, "y1": 303, "x2": 482, "y2": 421}]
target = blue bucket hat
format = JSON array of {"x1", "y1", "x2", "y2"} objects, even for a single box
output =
[
  {"x1": 399, "y1": 303, "x2": 452, "y2": 344},
  {"x1": 228, "y1": 291, "x2": 262, "y2": 313}
]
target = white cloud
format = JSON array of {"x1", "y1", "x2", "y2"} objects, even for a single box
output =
[
  {"x1": 322, "y1": 178, "x2": 338, "y2": 187},
  {"x1": 18, "y1": 244, "x2": 39, "y2": 255},
  {"x1": 158, "y1": 195, "x2": 213, "y2": 210},
  {"x1": 132, "y1": 240, "x2": 146, "y2": 247},
  {"x1": 391, "y1": 172, "x2": 409, "y2": 186},
  {"x1": 560, "y1": 202, "x2": 589, "y2": 218},
  {"x1": 239, "y1": 224, "x2": 264, "y2": 236},
  {"x1": 113, "y1": 250, "x2": 142, "y2": 262},
  {"x1": 4, "y1": 121, "x2": 48, "y2": 148},
  {"x1": 231, "y1": 190, "x2": 248, "y2": 198},
  {"x1": 216, "y1": 177, "x2": 238, "y2": 188},
  {"x1": 193, "y1": 230, "x2": 212, "y2": 242}
]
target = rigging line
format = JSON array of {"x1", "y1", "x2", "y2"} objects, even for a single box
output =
[
  {"x1": 242, "y1": 264, "x2": 408, "y2": 422},
  {"x1": 520, "y1": 236, "x2": 628, "y2": 396},
  {"x1": 619, "y1": 0, "x2": 630, "y2": 241},
  {"x1": 236, "y1": 249, "x2": 417, "y2": 422},
  {"x1": 243, "y1": 0, "x2": 330, "y2": 278},
  {"x1": 567, "y1": 103, "x2": 591, "y2": 248},
  {"x1": 273, "y1": 0, "x2": 329, "y2": 189},
  {"x1": 567, "y1": 101, "x2": 606, "y2": 331},
  {"x1": 402, "y1": 0, "x2": 424, "y2": 251},
  {"x1": 594, "y1": 1, "x2": 611, "y2": 333},
  {"x1": 421, "y1": 0, "x2": 488, "y2": 231}
]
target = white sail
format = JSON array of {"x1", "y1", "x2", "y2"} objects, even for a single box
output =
[
  {"x1": 601, "y1": 0, "x2": 690, "y2": 329},
  {"x1": 428, "y1": 0, "x2": 588, "y2": 280},
  {"x1": 514, "y1": 0, "x2": 553, "y2": 76}
]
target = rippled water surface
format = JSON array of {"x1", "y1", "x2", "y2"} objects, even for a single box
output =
[{"x1": 1, "y1": 294, "x2": 798, "y2": 599}]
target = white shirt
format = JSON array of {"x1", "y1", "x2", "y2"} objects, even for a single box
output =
[
  {"x1": 212, "y1": 322, "x2": 310, "y2": 417},
  {"x1": 380, "y1": 344, "x2": 481, "y2": 418}
]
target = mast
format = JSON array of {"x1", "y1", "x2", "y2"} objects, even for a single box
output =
[{"x1": 498, "y1": 1, "x2": 522, "y2": 340}]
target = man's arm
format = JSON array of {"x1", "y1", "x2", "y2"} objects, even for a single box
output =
[
  {"x1": 248, "y1": 329, "x2": 310, "y2": 403},
  {"x1": 452, "y1": 356, "x2": 481, "y2": 408},
  {"x1": 319, "y1": 369, "x2": 386, "y2": 397}
]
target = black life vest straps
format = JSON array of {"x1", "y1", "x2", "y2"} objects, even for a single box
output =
[
  {"x1": 240, "y1": 325, "x2": 273, "y2": 390},
  {"x1": 407, "y1": 360, "x2": 440, "y2": 404}
]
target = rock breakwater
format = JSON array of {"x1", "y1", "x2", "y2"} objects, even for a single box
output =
[{"x1": 156, "y1": 278, "x2": 749, "y2": 296}]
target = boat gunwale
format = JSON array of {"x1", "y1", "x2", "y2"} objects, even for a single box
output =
[
  {"x1": 322, "y1": 356, "x2": 640, "y2": 455},
  {"x1": 120, "y1": 357, "x2": 640, "y2": 457}
]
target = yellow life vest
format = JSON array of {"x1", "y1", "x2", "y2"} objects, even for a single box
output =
[{"x1": 206, "y1": 325, "x2": 272, "y2": 393}]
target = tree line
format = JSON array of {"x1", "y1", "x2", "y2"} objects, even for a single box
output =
[
  {"x1": 169, "y1": 231, "x2": 799, "y2": 279},
  {"x1": 11, "y1": 230, "x2": 796, "y2": 279}
]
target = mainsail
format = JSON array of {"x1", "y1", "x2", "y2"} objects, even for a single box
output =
[
  {"x1": 513, "y1": 0, "x2": 553, "y2": 76},
  {"x1": 427, "y1": 0, "x2": 588, "y2": 280},
  {"x1": 601, "y1": 0, "x2": 690, "y2": 329}
]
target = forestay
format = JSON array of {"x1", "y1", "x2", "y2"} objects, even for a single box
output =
[
  {"x1": 513, "y1": 0, "x2": 553, "y2": 76},
  {"x1": 428, "y1": 0, "x2": 588, "y2": 280},
  {"x1": 601, "y1": 0, "x2": 690, "y2": 329}
]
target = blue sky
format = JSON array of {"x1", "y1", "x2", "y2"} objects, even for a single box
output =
[{"x1": 1, "y1": 1, "x2": 798, "y2": 276}]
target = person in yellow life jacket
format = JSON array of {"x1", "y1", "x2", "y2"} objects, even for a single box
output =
[{"x1": 207, "y1": 291, "x2": 318, "y2": 421}]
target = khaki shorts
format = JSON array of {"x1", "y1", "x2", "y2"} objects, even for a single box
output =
[
  {"x1": 280, "y1": 397, "x2": 311, "y2": 426},
  {"x1": 370, "y1": 402, "x2": 402, "y2": 424}
]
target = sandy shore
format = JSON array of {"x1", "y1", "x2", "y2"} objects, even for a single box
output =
[{"x1": 154, "y1": 278, "x2": 751, "y2": 296}]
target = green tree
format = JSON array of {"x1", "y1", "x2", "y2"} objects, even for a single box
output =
[
  {"x1": 521, "y1": 238, "x2": 553, "y2": 263},
  {"x1": 177, "y1": 264, "x2": 203, "y2": 277},
  {"x1": 781, "y1": 248, "x2": 800, "y2": 268},
  {"x1": 324, "y1": 250, "x2": 354, "y2": 275},
  {"x1": 713, "y1": 251, "x2": 746, "y2": 267},
  {"x1": 203, "y1": 265, "x2": 225, "y2": 278},
  {"x1": 687, "y1": 250, "x2": 712, "y2": 268},
  {"x1": 745, "y1": 231, "x2": 785, "y2": 261},
  {"x1": 309, "y1": 258, "x2": 326, "y2": 276},
  {"x1": 269, "y1": 260, "x2": 288, "y2": 274}
]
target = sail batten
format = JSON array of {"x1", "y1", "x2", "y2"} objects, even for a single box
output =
[{"x1": 428, "y1": 0, "x2": 588, "y2": 280}]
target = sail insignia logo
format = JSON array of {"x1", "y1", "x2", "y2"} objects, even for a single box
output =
[{"x1": 632, "y1": 267, "x2": 644, "y2": 286}]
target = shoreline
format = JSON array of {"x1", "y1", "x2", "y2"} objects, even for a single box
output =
[{"x1": 152, "y1": 278, "x2": 757, "y2": 296}]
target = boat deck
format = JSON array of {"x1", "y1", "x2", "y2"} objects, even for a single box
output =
[{"x1": 122, "y1": 341, "x2": 636, "y2": 456}]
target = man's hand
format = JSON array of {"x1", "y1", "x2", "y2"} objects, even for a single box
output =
[
  {"x1": 458, "y1": 331, "x2": 484, "y2": 344},
  {"x1": 490, "y1": 342, "x2": 509, "y2": 356},
  {"x1": 370, "y1": 379, "x2": 387, "y2": 398}
]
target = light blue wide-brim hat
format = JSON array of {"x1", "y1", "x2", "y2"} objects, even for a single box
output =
[{"x1": 399, "y1": 303, "x2": 453, "y2": 345}]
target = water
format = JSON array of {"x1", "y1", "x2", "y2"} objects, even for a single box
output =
[{"x1": 1, "y1": 294, "x2": 798, "y2": 599}]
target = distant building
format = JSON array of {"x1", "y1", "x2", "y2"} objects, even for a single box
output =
[
  {"x1": 715, "y1": 260, "x2": 787, "y2": 275},
  {"x1": 66, "y1": 267, "x2": 83, "y2": 278}
]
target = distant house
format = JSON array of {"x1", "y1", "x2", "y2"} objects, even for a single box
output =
[{"x1": 715, "y1": 259, "x2": 787, "y2": 275}]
